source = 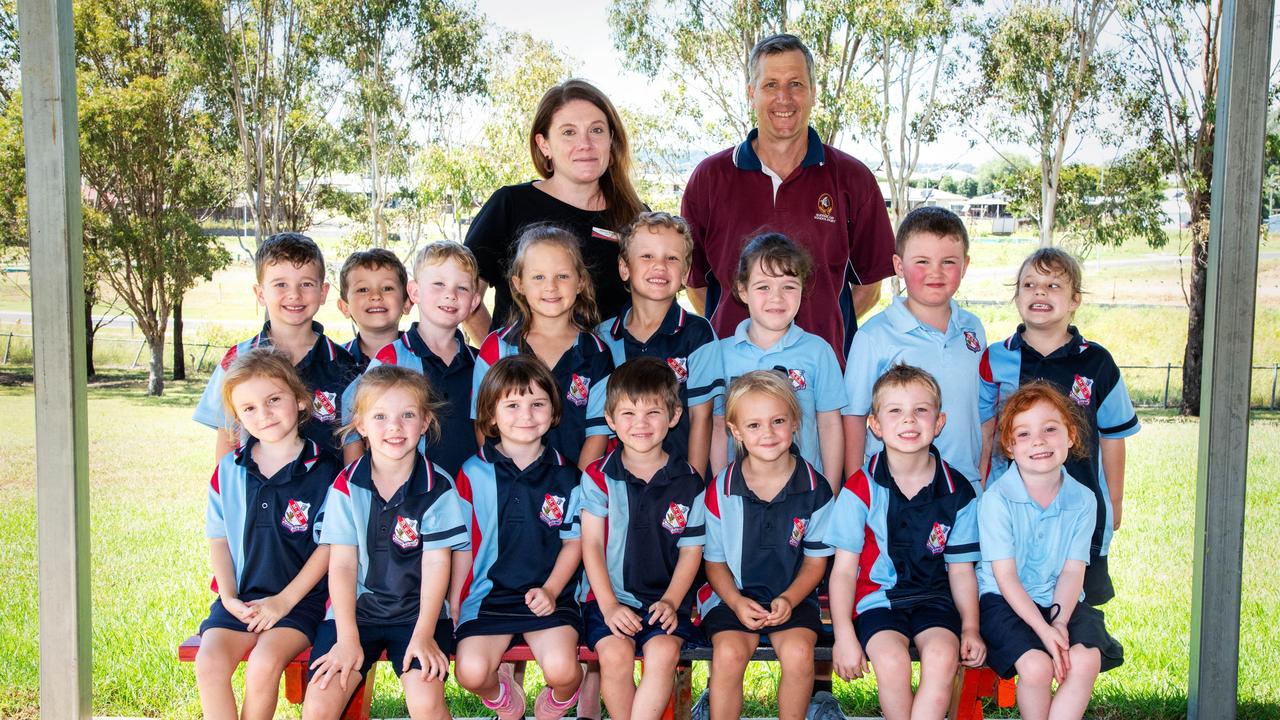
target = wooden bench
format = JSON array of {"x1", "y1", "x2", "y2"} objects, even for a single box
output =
[{"x1": 178, "y1": 635, "x2": 1013, "y2": 720}]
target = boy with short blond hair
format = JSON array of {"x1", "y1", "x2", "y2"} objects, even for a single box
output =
[
  {"x1": 827, "y1": 364, "x2": 983, "y2": 720},
  {"x1": 194, "y1": 232, "x2": 357, "y2": 461},
  {"x1": 336, "y1": 248, "x2": 411, "y2": 371},
  {"x1": 580, "y1": 357, "x2": 706, "y2": 720},
  {"x1": 341, "y1": 241, "x2": 484, "y2": 477},
  {"x1": 842, "y1": 207, "x2": 987, "y2": 492}
]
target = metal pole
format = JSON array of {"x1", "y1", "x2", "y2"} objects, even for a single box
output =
[
  {"x1": 1270, "y1": 364, "x2": 1277, "y2": 410},
  {"x1": 17, "y1": 0, "x2": 92, "y2": 716},
  {"x1": 1188, "y1": 0, "x2": 1271, "y2": 714},
  {"x1": 2, "y1": 332, "x2": 11, "y2": 364},
  {"x1": 197, "y1": 343, "x2": 210, "y2": 372},
  {"x1": 131, "y1": 339, "x2": 145, "y2": 368},
  {"x1": 1164, "y1": 363, "x2": 1172, "y2": 409}
]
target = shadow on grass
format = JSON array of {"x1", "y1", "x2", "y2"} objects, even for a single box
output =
[{"x1": 0, "y1": 365, "x2": 209, "y2": 406}]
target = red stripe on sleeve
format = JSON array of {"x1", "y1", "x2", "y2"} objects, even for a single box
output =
[
  {"x1": 586, "y1": 457, "x2": 609, "y2": 495},
  {"x1": 845, "y1": 469, "x2": 871, "y2": 507},
  {"x1": 478, "y1": 331, "x2": 503, "y2": 365},
  {"x1": 375, "y1": 343, "x2": 398, "y2": 365},
  {"x1": 979, "y1": 348, "x2": 993, "y2": 383},
  {"x1": 209, "y1": 466, "x2": 220, "y2": 494}
]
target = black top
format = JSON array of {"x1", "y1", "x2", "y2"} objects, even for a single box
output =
[{"x1": 464, "y1": 182, "x2": 631, "y2": 329}]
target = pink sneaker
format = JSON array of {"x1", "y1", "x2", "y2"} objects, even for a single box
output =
[
  {"x1": 533, "y1": 685, "x2": 580, "y2": 720},
  {"x1": 482, "y1": 664, "x2": 526, "y2": 720}
]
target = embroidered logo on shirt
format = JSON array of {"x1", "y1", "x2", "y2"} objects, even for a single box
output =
[
  {"x1": 567, "y1": 374, "x2": 591, "y2": 407},
  {"x1": 963, "y1": 329, "x2": 981, "y2": 353},
  {"x1": 789, "y1": 517, "x2": 808, "y2": 547},
  {"x1": 666, "y1": 357, "x2": 689, "y2": 384},
  {"x1": 786, "y1": 369, "x2": 807, "y2": 391},
  {"x1": 540, "y1": 494, "x2": 567, "y2": 526},
  {"x1": 281, "y1": 499, "x2": 310, "y2": 533},
  {"x1": 1069, "y1": 375, "x2": 1094, "y2": 406},
  {"x1": 814, "y1": 193, "x2": 836, "y2": 223},
  {"x1": 926, "y1": 521, "x2": 951, "y2": 555},
  {"x1": 392, "y1": 515, "x2": 420, "y2": 549},
  {"x1": 312, "y1": 390, "x2": 338, "y2": 423},
  {"x1": 662, "y1": 502, "x2": 690, "y2": 534}
]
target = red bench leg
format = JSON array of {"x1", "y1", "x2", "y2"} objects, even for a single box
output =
[
  {"x1": 284, "y1": 661, "x2": 308, "y2": 704},
  {"x1": 996, "y1": 677, "x2": 1017, "y2": 707},
  {"x1": 950, "y1": 667, "x2": 996, "y2": 720},
  {"x1": 339, "y1": 668, "x2": 377, "y2": 720}
]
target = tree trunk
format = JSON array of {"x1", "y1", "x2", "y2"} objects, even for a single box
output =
[
  {"x1": 1180, "y1": 214, "x2": 1211, "y2": 416},
  {"x1": 84, "y1": 296, "x2": 96, "y2": 379},
  {"x1": 147, "y1": 334, "x2": 165, "y2": 396},
  {"x1": 172, "y1": 298, "x2": 186, "y2": 380},
  {"x1": 1040, "y1": 167, "x2": 1058, "y2": 247}
]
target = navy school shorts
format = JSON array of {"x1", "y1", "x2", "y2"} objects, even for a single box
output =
[
  {"x1": 199, "y1": 593, "x2": 326, "y2": 644},
  {"x1": 699, "y1": 597, "x2": 823, "y2": 639},
  {"x1": 581, "y1": 600, "x2": 705, "y2": 653},
  {"x1": 978, "y1": 593, "x2": 1123, "y2": 680},
  {"x1": 308, "y1": 617, "x2": 455, "y2": 679},
  {"x1": 854, "y1": 596, "x2": 962, "y2": 649}
]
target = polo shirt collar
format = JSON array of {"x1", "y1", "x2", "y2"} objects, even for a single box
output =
[
  {"x1": 608, "y1": 302, "x2": 689, "y2": 341},
  {"x1": 602, "y1": 447, "x2": 696, "y2": 488},
  {"x1": 502, "y1": 322, "x2": 604, "y2": 360},
  {"x1": 345, "y1": 451, "x2": 438, "y2": 496},
  {"x1": 478, "y1": 437, "x2": 567, "y2": 471},
  {"x1": 995, "y1": 463, "x2": 1084, "y2": 514},
  {"x1": 867, "y1": 446, "x2": 959, "y2": 500},
  {"x1": 726, "y1": 447, "x2": 818, "y2": 503},
  {"x1": 884, "y1": 296, "x2": 965, "y2": 337},
  {"x1": 1008, "y1": 324, "x2": 1089, "y2": 358},
  {"x1": 255, "y1": 320, "x2": 336, "y2": 370},
  {"x1": 403, "y1": 323, "x2": 474, "y2": 365},
  {"x1": 731, "y1": 318, "x2": 806, "y2": 352},
  {"x1": 732, "y1": 127, "x2": 826, "y2": 173},
  {"x1": 234, "y1": 436, "x2": 324, "y2": 484}
]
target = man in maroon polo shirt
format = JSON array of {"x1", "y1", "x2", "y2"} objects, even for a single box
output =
[{"x1": 681, "y1": 33, "x2": 895, "y2": 367}]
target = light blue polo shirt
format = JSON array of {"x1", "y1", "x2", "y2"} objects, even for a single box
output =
[
  {"x1": 717, "y1": 320, "x2": 847, "y2": 476},
  {"x1": 976, "y1": 464, "x2": 1096, "y2": 606},
  {"x1": 843, "y1": 297, "x2": 986, "y2": 491}
]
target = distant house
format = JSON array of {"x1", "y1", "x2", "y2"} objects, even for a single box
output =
[
  {"x1": 965, "y1": 191, "x2": 1018, "y2": 235},
  {"x1": 878, "y1": 182, "x2": 970, "y2": 215}
]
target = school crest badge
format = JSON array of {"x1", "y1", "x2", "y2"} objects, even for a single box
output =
[
  {"x1": 540, "y1": 494, "x2": 567, "y2": 526},
  {"x1": 963, "y1": 329, "x2": 981, "y2": 353},
  {"x1": 787, "y1": 369, "x2": 807, "y2": 391},
  {"x1": 789, "y1": 517, "x2": 807, "y2": 547},
  {"x1": 662, "y1": 502, "x2": 690, "y2": 534},
  {"x1": 666, "y1": 357, "x2": 689, "y2": 384},
  {"x1": 567, "y1": 374, "x2": 591, "y2": 407},
  {"x1": 281, "y1": 499, "x2": 310, "y2": 533},
  {"x1": 392, "y1": 515, "x2": 420, "y2": 549},
  {"x1": 1069, "y1": 375, "x2": 1094, "y2": 406},
  {"x1": 926, "y1": 521, "x2": 951, "y2": 555},
  {"x1": 312, "y1": 390, "x2": 338, "y2": 423},
  {"x1": 814, "y1": 193, "x2": 836, "y2": 223}
]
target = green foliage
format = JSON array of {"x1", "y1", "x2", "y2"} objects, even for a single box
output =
[{"x1": 999, "y1": 150, "x2": 1169, "y2": 248}]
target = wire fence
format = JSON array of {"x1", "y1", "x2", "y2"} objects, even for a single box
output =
[{"x1": 3, "y1": 331, "x2": 1279, "y2": 410}]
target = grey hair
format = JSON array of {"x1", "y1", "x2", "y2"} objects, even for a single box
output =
[{"x1": 748, "y1": 34, "x2": 815, "y2": 88}]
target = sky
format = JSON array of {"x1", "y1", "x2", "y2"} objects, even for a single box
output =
[{"x1": 470, "y1": 0, "x2": 1128, "y2": 174}]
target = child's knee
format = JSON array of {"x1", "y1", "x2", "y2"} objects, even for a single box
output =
[
  {"x1": 194, "y1": 645, "x2": 237, "y2": 684},
  {"x1": 539, "y1": 652, "x2": 584, "y2": 688},
  {"x1": 711, "y1": 635, "x2": 756, "y2": 668},
  {"x1": 452, "y1": 654, "x2": 493, "y2": 691},
  {"x1": 403, "y1": 677, "x2": 447, "y2": 718},
  {"x1": 597, "y1": 640, "x2": 637, "y2": 676},
  {"x1": 242, "y1": 655, "x2": 287, "y2": 690},
  {"x1": 1015, "y1": 651, "x2": 1054, "y2": 686},
  {"x1": 919, "y1": 640, "x2": 959, "y2": 676},
  {"x1": 641, "y1": 637, "x2": 681, "y2": 672},
  {"x1": 776, "y1": 640, "x2": 816, "y2": 675},
  {"x1": 1068, "y1": 645, "x2": 1102, "y2": 676}
]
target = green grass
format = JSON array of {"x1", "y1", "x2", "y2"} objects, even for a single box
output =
[{"x1": 1, "y1": 378, "x2": 1278, "y2": 718}]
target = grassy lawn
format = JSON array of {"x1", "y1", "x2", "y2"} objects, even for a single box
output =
[{"x1": 0, "y1": 377, "x2": 1277, "y2": 718}]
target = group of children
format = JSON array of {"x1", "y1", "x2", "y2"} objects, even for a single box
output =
[{"x1": 191, "y1": 206, "x2": 1137, "y2": 720}]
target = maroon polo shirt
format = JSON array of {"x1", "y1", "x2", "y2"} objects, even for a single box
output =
[{"x1": 681, "y1": 127, "x2": 895, "y2": 366}]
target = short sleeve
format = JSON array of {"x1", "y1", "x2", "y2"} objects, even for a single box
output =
[
  {"x1": 320, "y1": 476, "x2": 360, "y2": 546},
  {"x1": 824, "y1": 474, "x2": 870, "y2": 553},
  {"x1": 686, "y1": 335, "x2": 725, "y2": 407},
  {"x1": 193, "y1": 355, "x2": 231, "y2": 429},
  {"x1": 802, "y1": 485, "x2": 835, "y2": 558},
  {"x1": 420, "y1": 479, "x2": 470, "y2": 551},
  {"x1": 978, "y1": 490, "x2": 1016, "y2": 562},
  {"x1": 340, "y1": 375, "x2": 363, "y2": 446},
  {"x1": 845, "y1": 166, "x2": 896, "y2": 286},
  {"x1": 944, "y1": 488, "x2": 982, "y2": 565},
  {"x1": 1066, "y1": 493, "x2": 1096, "y2": 564},
  {"x1": 470, "y1": 351, "x2": 492, "y2": 420},
  {"x1": 702, "y1": 473, "x2": 726, "y2": 563},
  {"x1": 813, "y1": 340, "x2": 848, "y2": 413},
  {"x1": 1097, "y1": 357, "x2": 1140, "y2": 439},
  {"x1": 978, "y1": 348, "x2": 998, "y2": 423},
  {"x1": 560, "y1": 483, "x2": 584, "y2": 540},
  {"x1": 464, "y1": 188, "x2": 513, "y2": 287},
  {"x1": 580, "y1": 465, "x2": 609, "y2": 518},
  {"x1": 842, "y1": 327, "x2": 881, "y2": 416},
  {"x1": 584, "y1": 352, "x2": 614, "y2": 437},
  {"x1": 312, "y1": 490, "x2": 329, "y2": 545},
  {"x1": 677, "y1": 488, "x2": 707, "y2": 548},
  {"x1": 205, "y1": 465, "x2": 226, "y2": 539}
]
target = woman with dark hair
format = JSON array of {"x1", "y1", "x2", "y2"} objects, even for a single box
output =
[{"x1": 463, "y1": 79, "x2": 646, "y2": 340}]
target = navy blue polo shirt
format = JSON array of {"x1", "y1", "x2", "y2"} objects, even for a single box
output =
[
  {"x1": 682, "y1": 127, "x2": 896, "y2": 365},
  {"x1": 205, "y1": 437, "x2": 339, "y2": 603},
  {"x1": 826, "y1": 449, "x2": 980, "y2": 618},
  {"x1": 978, "y1": 326, "x2": 1140, "y2": 556},
  {"x1": 342, "y1": 335, "x2": 372, "y2": 373},
  {"x1": 596, "y1": 303, "x2": 725, "y2": 463},
  {"x1": 698, "y1": 451, "x2": 835, "y2": 618},
  {"x1": 454, "y1": 440, "x2": 583, "y2": 626},
  {"x1": 194, "y1": 321, "x2": 359, "y2": 458},
  {"x1": 471, "y1": 324, "x2": 614, "y2": 464},
  {"x1": 579, "y1": 449, "x2": 707, "y2": 612},
  {"x1": 341, "y1": 324, "x2": 479, "y2": 478},
  {"x1": 320, "y1": 453, "x2": 469, "y2": 624}
]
